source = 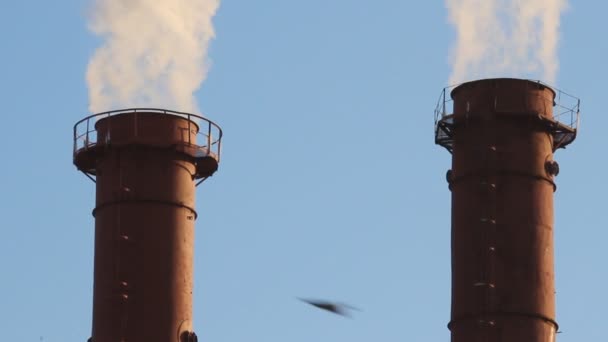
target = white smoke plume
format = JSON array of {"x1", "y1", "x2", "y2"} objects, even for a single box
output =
[
  {"x1": 446, "y1": 0, "x2": 567, "y2": 85},
  {"x1": 86, "y1": 0, "x2": 220, "y2": 114}
]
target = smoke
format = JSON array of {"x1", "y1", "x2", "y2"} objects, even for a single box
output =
[
  {"x1": 86, "y1": 0, "x2": 220, "y2": 114},
  {"x1": 446, "y1": 0, "x2": 567, "y2": 85}
]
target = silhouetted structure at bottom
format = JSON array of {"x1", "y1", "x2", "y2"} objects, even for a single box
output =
[
  {"x1": 73, "y1": 109, "x2": 222, "y2": 342},
  {"x1": 435, "y1": 78, "x2": 579, "y2": 341}
]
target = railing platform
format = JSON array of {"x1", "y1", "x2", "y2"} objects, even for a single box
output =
[
  {"x1": 434, "y1": 80, "x2": 580, "y2": 153},
  {"x1": 73, "y1": 108, "x2": 223, "y2": 184}
]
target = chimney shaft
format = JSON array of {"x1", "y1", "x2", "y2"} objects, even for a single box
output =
[
  {"x1": 435, "y1": 78, "x2": 578, "y2": 341},
  {"x1": 74, "y1": 109, "x2": 222, "y2": 342}
]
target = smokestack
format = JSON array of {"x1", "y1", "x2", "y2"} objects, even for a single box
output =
[
  {"x1": 73, "y1": 109, "x2": 222, "y2": 342},
  {"x1": 434, "y1": 78, "x2": 579, "y2": 341}
]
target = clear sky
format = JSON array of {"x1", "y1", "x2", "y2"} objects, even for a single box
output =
[{"x1": 0, "y1": 1, "x2": 605, "y2": 341}]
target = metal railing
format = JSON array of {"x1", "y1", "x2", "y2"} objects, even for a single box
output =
[
  {"x1": 553, "y1": 88, "x2": 581, "y2": 132},
  {"x1": 73, "y1": 108, "x2": 223, "y2": 163},
  {"x1": 434, "y1": 80, "x2": 580, "y2": 135}
]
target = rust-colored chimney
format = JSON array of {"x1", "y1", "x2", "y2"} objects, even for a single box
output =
[
  {"x1": 434, "y1": 78, "x2": 579, "y2": 341},
  {"x1": 73, "y1": 109, "x2": 222, "y2": 342}
]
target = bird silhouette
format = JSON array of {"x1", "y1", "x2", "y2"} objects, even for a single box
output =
[{"x1": 298, "y1": 298, "x2": 360, "y2": 317}]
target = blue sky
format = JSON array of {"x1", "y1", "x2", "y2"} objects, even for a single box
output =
[{"x1": 0, "y1": 1, "x2": 605, "y2": 341}]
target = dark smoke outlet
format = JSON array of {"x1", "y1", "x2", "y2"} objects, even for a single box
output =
[
  {"x1": 181, "y1": 331, "x2": 198, "y2": 342},
  {"x1": 545, "y1": 160, "x2": 560, "y2": 176},
  {"x1": 446, "y1": 169, "x2": 454, "y2": 184}
]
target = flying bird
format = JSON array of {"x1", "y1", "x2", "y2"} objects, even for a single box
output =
[{"x1": 298, "y1": 298, "x2": 360, "y2": 317}]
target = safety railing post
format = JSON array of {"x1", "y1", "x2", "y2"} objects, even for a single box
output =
[
  {"x1": 217, "y1": 136, "x2": 221, "y2": 163},
  {"x1": 73, "y1": 125, "x2": 77, "y2": 156},
  {"x1": 207, "y1": 121, "x2": 211, "y2": 153},
  {"x1": 86, "y1": 119, "x2": 90, "y2": 150},
  {"x1": 576, "y1": 99, "x2": 581, "y2": 129},
  {"x1": 442, "y1": 88, "x2": 446, "y2": 117}
]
